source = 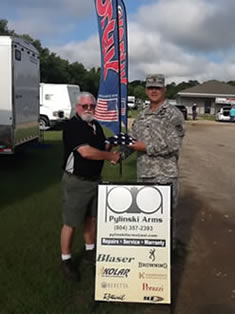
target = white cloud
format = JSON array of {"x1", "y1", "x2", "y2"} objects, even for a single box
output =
[
  {"x1": 63, "y1": 0, "x2": 93, "y2": 17},
  {"x1": 2, "y1": 0, "x2": 235, "y2": 84},
  {"x1": 137, "y1": 0, "x2": 235, "y2": 52},
  {"x1": 52, "y1": 35, "x2": 100, "y2": 69},
  {"x1": 6, "y1": 0, "x2": 95, "y2": 42},
  {"x1": 10, "y1": 13, "x2": 74, "y2": 40},
  {"x1": 126, "y1": 0, "x2": 235, "y2": 82},
  {"x1": 5, "y1": 0, "x2": 93, "y2": 16}
]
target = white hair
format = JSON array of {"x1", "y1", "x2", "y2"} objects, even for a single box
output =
[{"x1": 76, "y1": 91, "x2": 96, "y2": 107}]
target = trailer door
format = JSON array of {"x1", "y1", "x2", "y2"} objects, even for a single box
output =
[{"x1": 13, "y1": 38, "x2": 40, "y2": 146}]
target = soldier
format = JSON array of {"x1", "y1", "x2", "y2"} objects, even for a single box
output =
[{"x1": 124, "y1": 74, "x2": 185, "y2": 246}]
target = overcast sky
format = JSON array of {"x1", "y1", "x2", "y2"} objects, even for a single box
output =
[{"x1": 2, "y1": 0, "x2": 235, "y2": 84}]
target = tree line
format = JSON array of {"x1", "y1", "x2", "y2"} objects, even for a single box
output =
[{"x1": 1, "y1": 19, "x2": 235, "y2": 100}]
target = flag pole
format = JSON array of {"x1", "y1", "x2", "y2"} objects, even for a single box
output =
[{"x1": 116, "y1": 0, "x2": 123, "y2": 176}]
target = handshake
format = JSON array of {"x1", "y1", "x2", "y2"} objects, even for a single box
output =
[
  {"x1": 105, "y1": 133, "x2": 138, "y2": 165},
  {"x1": 105, "y1": 132, "x2": 136, "y2": 146}
]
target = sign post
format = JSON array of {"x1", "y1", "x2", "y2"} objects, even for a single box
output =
[{"x1": 95, "y1": 183, "x2": 172, "y2": 304}]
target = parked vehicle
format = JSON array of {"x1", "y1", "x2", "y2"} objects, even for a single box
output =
[
  {"x1": 175, "y1": 105, "x2": 188, "y2": 120},
  {"x1": 0, "y1": 35, "x2": 40, "y2": 154},
  {"x1": 39, "y1": 83, "x2": 80, "y2": 129},
  {"x1": 216, "y1": 107, "x2": 231, "y2": 122},
  {"x1": 143, "y1": 100, "x2": 150, "y2": 108},
  {"x1": 127, "y1": 96, "x2": 137, "y2": 110}
]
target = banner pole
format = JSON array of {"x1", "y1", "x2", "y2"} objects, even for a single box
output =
[{"x1": 116, "y1": 0, "x2": 123, "y2": 176}]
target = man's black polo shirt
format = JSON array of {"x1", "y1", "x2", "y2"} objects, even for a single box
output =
[{"x1": 62, "y1": 114, "x2": 106, "y2": 179}]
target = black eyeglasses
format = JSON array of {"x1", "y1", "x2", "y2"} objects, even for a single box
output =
[{"x1": 80, "y1": 104, "x2": 96, "y2": 110}]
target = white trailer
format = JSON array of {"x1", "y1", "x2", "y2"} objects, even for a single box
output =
[
  {"x1": 0, "y1": 35, "x2": 40, "y2": 154},
  {"x1": 39, "y1": 83, "x2": 80, "y2": 129}
]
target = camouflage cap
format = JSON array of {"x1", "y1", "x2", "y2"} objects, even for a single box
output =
[{"x1": 146, "y1": 74, "x2": 165, "y2": 88}]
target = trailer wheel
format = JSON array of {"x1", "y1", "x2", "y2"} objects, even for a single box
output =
[{"x1": 40, "y1": 116, "x2": 49, "y2": 130}]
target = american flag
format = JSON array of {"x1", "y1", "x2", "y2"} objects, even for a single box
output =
[
  {"x1": 121, "y1": 98, "x2": 126, "y2": 116},
  {"x1": 95, "y1": 97, "x2": 119, "y2": 121}
]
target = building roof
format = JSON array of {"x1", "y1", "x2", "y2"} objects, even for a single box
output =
[{"x1": 178, "y1": 80, "x2": 235, "y2": 97}]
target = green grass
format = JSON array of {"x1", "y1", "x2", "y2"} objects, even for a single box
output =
[
  {"x1": 0, "y1": 130, "x2": 164, "y2": 314},
  {"x1": 188, "y1": 114, "x2": 216, "y2": 121},
  {"x1": 198, "y1": 114, "x2": 216, "y2": 121},
  {"x1": 127, "y1": 108, "x2": 141, "y2": 119}
]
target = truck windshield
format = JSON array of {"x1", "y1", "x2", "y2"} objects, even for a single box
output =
[{"x1": 223, "y1": 110, "x2": 230, "y2": 116}]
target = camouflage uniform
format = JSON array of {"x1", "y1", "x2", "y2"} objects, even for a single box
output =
[{"x1": 129, "y1": 100, "x2": 185, "y2": 209}]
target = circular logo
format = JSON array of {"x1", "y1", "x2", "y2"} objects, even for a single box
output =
[
  {"x1": 107, "y1": 187, "x2": 132, "y2": 213},
  {"x1": 136, "y1": 187, "x2": 162, "y2": 213}
]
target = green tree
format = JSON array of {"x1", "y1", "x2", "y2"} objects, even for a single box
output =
[
  {"x1": 133, "y1": 85, "x2": 146, "y2": 100},
  {"x1": 0, "y1": 19, "x2": 14, "y2": 35},
  {"x1": 166, "y1": 82, "x2": 177, "y2": 99},
  {"x1": 227, "y1": 81, "x2": 235, "y2": 87},
  {"x1": 84, "y1": 67, "x2": 100, "y2": 96},
  {"x1": 68, "y1": 62, "x2": 88, "y2": 90},
  {"x1": 128, "y1": 84, "x2": 135, "y2": 96},
  {"x1": 42, "y1": 53, "x2": 70, "y2": 83}
]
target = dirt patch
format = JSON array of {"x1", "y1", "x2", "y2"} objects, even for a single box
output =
[
  {"x1": 126, "y1": 119, "x2": 235, "y2": 313},
  {"x1": 173, "y1": 121, "x2": 235, "y2": 314}
]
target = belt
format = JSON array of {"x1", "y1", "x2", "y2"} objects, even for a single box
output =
[{"x1": 65, "y1": 171, "x2": 101, "y2": 182}]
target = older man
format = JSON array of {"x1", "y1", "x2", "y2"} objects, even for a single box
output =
[{"x1": 60, "y1": 91, "x2": 120, "y2": 281}]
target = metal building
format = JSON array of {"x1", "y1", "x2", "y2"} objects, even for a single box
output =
[{"x1": 177, "y1": 80, "x2": 235, "y2": 116}]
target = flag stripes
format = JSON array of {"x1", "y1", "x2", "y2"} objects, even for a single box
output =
[{"x1": 95, "y1": 98, "x2": 118, "y2": 121}]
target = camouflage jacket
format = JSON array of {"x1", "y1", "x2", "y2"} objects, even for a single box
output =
[{"x1": 129, "y1": 100, "x2": 185, "y2": 180}]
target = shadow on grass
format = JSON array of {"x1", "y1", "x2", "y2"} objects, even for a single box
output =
[{"x1": 0, "y1": 130, "x2": 63, "y2": 210}]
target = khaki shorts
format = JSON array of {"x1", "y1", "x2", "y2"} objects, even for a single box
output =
[{"x1": 62, "y1": 172, "x2": 100, "y2": 227}]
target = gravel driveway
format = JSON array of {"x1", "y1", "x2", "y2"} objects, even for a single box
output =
[
  {"x1": 127, "y1": 118, "x2": 235, "y2": 313},
  {"x1": 173, "y1": 120, "x2": 235, "y2": 314}
]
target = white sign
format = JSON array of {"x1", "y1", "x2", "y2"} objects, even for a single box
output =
[
  {"x1": 95, "y1": 184, "x2": 171, "y2": 304},
  {"x1": 215, "y1": 97, "x2": 235, "y2": 105}
]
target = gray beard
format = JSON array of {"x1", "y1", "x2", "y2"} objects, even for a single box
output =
[{"x1": 80, "y1": 113, "x2": 94, "y2": 122}]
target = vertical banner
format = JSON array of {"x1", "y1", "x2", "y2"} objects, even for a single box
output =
[
  {"x1": 94, "y1": 0, "x2": 128, "y2": 134},
  {"x1": 118, "y1": 0, "x2": 128, "y2": 131},
  {"x1": 95, "y1": 184, "x2": 172, "y2": 304}
]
